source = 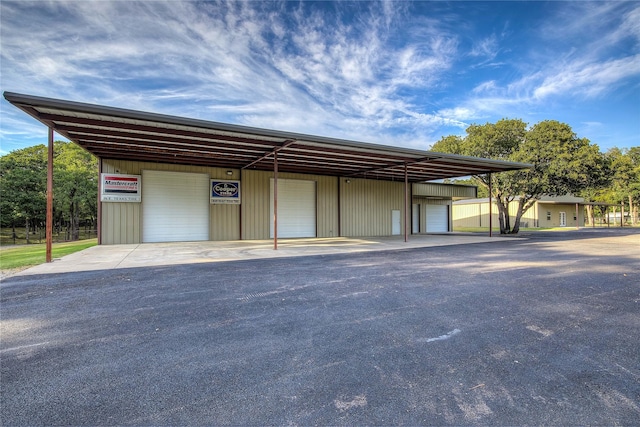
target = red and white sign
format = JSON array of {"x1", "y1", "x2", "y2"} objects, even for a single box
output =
[{"x1": 101, "y1": 173, "x2": 141, "y2": 202}]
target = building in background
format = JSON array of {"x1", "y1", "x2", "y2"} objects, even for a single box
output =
[{"x1": 453, "y1": 195, "x2": 586, "y2": 230}]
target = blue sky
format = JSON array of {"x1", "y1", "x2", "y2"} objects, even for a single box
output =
[{"x1": 1, "y1": 1, "x2": 638, "y2": 156}]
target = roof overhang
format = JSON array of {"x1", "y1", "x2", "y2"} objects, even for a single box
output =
[{"x1": 4, "y1": 92, "x2": 531, "y2": 183}]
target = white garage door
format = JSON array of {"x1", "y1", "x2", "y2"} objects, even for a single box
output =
[
  {"x1": 425, "y1": 204, "x2": 449, "y2": 233},
  {"x1": 270, "y1": 179, "x2": 316, "y2": 238},
  {"x1": 142, "y1": 170, "x2": 210, "y2": 243}
]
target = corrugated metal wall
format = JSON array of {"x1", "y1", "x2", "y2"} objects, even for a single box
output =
[
  {"x1": 413, "y1": 198, "x2": 452, "y2": 233},
  {"x1": 240, "y1": 170, "x2": 339, "y2": 240},
  {"x1": 452, "y1": 203, "x2": 481, "y2": 228},
  {"x1": 101, "y1": 159, "x2": 473, "y2": 243},
  {"x1": 453, "y1": 200, "x2": 583, "y2": 229},
  {"x1": 101, "y1": 159, "x2": 240, "y2": 244},
  {"x1": 413, "y1": 183, "x2": 476, "y2": 199},
  {"x1": 340, "y1": 178, "x2": 406, "y2": 237}
]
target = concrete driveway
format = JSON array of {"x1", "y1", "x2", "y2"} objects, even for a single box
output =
[
  {"x1": 9, "y1": 234, "x2": 501, "y2": 276},
  {"x1": 1, "y1": 229, "x2": 639, "y2": 425}
]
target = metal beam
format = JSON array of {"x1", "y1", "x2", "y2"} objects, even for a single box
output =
[{"x1": 243, "y1": 139, "x2": 297, "y2": 170}]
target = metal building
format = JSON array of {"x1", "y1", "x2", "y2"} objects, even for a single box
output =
[{"x1": 4, "y1": 92, "x2": 530, "y2": 254}]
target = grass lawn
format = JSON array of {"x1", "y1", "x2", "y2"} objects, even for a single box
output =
[{"x1": 0, "y1": 239, "x2": 97, "y2": 270}]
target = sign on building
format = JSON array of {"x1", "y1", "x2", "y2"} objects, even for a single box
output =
[
  {"x1": 101, "y1": 173, "x2": 141, "y2": 202},
  {"x1": 211, "y1": 180, "x2": 241, "y2": 204}
]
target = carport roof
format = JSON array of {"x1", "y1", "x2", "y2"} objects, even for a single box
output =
[{"x1": 5, "y1": 92, "x2": 530, "y2": 182}]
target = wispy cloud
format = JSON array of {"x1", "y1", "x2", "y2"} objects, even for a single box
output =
[{"x1": 1, "y1": 0, "x2": 638, "y2": 153}]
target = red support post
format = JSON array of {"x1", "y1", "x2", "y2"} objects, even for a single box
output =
[
  {"x1": 97, "y1": 158, "x2": 102, "y2": 244},
  {"x1": 488, "y1": 173, "x2": 493, "y2": 237},
  {"x1": 273, "y1": 152, "x2": 278, "y2": 250},
  {"x1": 404, "y1": 163, "x2": 408, "y2": 243},
  {"x1": 46, "y1": 127, "x2": 54, "y2": 262}
]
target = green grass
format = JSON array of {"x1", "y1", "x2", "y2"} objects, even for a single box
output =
[{"x1": 0, "y1": 239, "x2": 97, "y2": 270}]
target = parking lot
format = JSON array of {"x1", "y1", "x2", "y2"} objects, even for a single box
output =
[{"x1": 2, "y1": 229, "x2": 639, "y2": 425}]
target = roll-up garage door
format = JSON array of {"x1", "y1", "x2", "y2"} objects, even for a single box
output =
[
  {"x1": 425, "y1": 204, "x2": 449, "y2": 233},
  {"x1": 142, "y1": 170, "x2": 209, "y2": 242},
  {"x1": 270, "y1": 179, "x2": 316, "y2": 238}
]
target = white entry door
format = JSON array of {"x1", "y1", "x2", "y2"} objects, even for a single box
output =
[
  {"x1": 560, "y1": 211, "x2": 567, "y2": 227},
  {"x1": 391, "y1": 210, "x2": 401, "y2": 235}
]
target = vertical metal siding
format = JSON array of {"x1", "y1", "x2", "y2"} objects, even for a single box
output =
[
  {"x1": 242, "y1": 170, "x2": 338, "y2": 240},
  {"x1": 453, "y1": 200, "x2": 584, "y2": 229},
  {"x1": 452, "y1": 204, "x2": 481, "y2": 228},
  {"x1": 101, "y1": 160, "x2": 239, "y2": 244},
  {"x1": 413, "y1": 183, "x2": 476, "y2": 199},
  {"x1": 340, "y1": 178, "x2": 405, "y2": 237}
]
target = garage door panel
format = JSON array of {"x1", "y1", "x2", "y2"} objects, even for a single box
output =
[
  {"x1": 142, "y1": 170, "x2": 209, "y2": 242},
  {"x1": 270, "y1": 179, "x2": 316, "y2": 238},
  {"x1": 425, "y1": 204, "x2": 448, "y2": 233}
]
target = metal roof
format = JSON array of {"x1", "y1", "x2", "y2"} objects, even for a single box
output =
[{"x1": 4, "y1": 92, "x2": 531, "y2": 182}]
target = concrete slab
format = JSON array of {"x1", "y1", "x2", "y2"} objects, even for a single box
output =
[{"x1": 12, "y1": 234, "x2": 507, "y2": 276}]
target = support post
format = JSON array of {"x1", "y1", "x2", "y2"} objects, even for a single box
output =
[
  {"x1": 621, "y1": 203, "x2": 624, "y2": 228},
  {"x1": 488, "y1": 173, "x2": 493, "y2": 237},
  {"x1": 337, "y1": 177, "x2": 342, "y2": 237},
  {"x1": 273, "y1": 152, "x2": 278, "y2": 250},
  {"x1": 404, "y1": 163, "x2": 408, "y2": 243},
  {"x1": 97, "y1": 158, "x2": 102, "y2": 244},
  {"x1": 46, "y1": 127, "x2": 54, "y2": 262},
  {"x1": 576, "y1": 203, "x2": 579, "y2": 230}
]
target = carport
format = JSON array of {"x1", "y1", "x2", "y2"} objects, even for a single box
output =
[{"x1": 4, "y1": 92, "x2": 530, "y2": 261}]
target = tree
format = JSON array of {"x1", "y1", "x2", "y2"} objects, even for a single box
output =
[
  {"x1": 432, "y1": 119, "x2": 608, "y2": 234},
  {"x1": 605, "y1": 147, "x2": 640, "y2": 225},
  {"x1": 53, "y1": 142, "x2": 98, "y2": 240},
  {"x1": 0, "y1": 145, "x2": 47, "y2": 242},
  {"x1": 1, "y1": 141, "x2": 98, "y2": 243}
]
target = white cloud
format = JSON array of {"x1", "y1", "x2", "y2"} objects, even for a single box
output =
[
  {"x1": 533, "y1": 55, "x2": 640, "y2": 100},
  {"x1": 1, "y1": 0, "x2": 637, "y2": 153}
]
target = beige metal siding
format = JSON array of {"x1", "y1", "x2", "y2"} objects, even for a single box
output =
[
  {"x1": 318, "y1": 176, "x2": 339, "y2": 238},
  {"x1": 412, "y1": 199, "x2": 452, "y2": 233},
  {"x1": 241, "y1": 170, "x2": 338, "y2": 240},
  {"x1": 453, "y1": 200, "x2": 585, "y2": 229},
  {"x1": 452, "y1": 203, "x2": 481, "y2": 228},
  {"x1": 211, "y1": 204, "x2": 240, "y2": 240},
  {"x1": 340, "y1": 178, "x2": 406, "y2": 237},
  {"x1": 101, "y1": 202, "x2": 141, "y2": 244},
  {"x1": 101, "y1": 159, "x2": 240, "y2": 244},
  {"x1": 413, "y1": 183, "x2": 476, "y2": 199}
]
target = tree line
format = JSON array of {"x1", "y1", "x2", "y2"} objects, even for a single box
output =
[
  {"x1": 1, "y1": 123, "x2": 638, "y2": 241},
  {"x1": 0, "y1": 141, "x2": 97, "y2": 243},
  {"x1": 433, "y1": 119, "x2": 639, "y2": 233}
]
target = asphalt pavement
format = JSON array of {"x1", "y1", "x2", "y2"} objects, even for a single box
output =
[{"x1": 1, "y1": 229, "x2": 639, "y2": 425}]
